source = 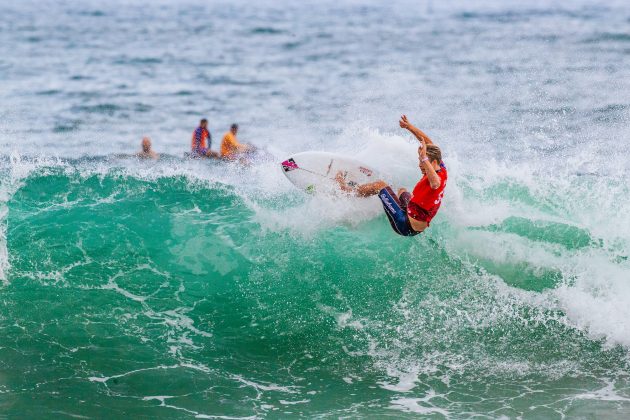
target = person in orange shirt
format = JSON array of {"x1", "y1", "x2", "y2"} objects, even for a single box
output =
[{"x1": 220, "y1": 124, "x2": 253, "y2": 159}]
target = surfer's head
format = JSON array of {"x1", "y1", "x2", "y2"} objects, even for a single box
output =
[
  {"x1": 200, "y1": 118, "x2": 208, "y2": 128},
  {"x1": 230, "y1": 123, "x2": 238, "y2": 134},
  {"x1": 141, "y1": 136, "x2": 152, "y2": 153},
  {"x1": 419, "y1": 144, "x2": 442, "y2": 174}
]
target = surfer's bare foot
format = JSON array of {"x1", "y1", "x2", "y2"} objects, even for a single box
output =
[{"x1": 335, "y1": 171, "x2": 354, "y2": 193}]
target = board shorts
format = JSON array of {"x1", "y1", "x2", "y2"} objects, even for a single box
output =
[
  {"x1": 407, "y1": 200, "x2": 436, "y2": 225},
  {"x1": 378, "y1": 187, "x2": 420, "y2": 236}
]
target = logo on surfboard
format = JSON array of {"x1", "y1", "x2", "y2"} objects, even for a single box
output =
[
  {"x1": 359, "y1": 166, "x2": 373, "y2": 176},
  {"x1": 282, "y1": 158, "x2": 299, "y2": 172}
]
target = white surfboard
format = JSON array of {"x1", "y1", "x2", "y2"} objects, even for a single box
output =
[{"x1": 280, "y1": 151, "x2": 380, "y2": 193}]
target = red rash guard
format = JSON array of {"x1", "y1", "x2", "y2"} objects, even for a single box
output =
[{"x1": 407, "y1": 164, "x2": 447, "y2": 225}]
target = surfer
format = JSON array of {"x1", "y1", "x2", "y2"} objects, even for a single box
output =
[
  {"x1": 136, "y1": 136, "x2": 159, "y2": 159},
  {"x1": 191, "y1": 119, "x2": 219, "y2": 158},
  {"x1": 221, "y1": 124, "x2": 254, "y2": 160},
  {"x1": 336, "y1": 115, "x2": 447, "y2": 235}
]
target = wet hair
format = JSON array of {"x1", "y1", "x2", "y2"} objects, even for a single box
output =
[
  {"x1": 200, "y1": 119, "x2": 208, "y2": 124},
  {"x1": 231, "y1": 124, "x2": 238, "y2": 130},
  {"x1": 425, "y1": 144, "x2": 442, "y2": 163}
]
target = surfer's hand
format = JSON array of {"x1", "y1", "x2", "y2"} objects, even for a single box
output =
[
  {"x1": 419, "y1": 139, "x2": 427, "y2": 157},
  {"x1": 399, "y1": 115, "x2": 411, "y2": 129}
]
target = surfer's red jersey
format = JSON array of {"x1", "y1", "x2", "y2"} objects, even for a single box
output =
[{"x1": 408, "y1": 164, "x2": 447, "y2": 224}]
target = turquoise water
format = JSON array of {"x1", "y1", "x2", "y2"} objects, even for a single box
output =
[{"x1": 2, "y1": 0, "x2": 630, "y2": 418}]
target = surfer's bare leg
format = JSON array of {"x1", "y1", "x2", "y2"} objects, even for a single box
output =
[
  {"x1": 356, "y1": 181, "x2": 387, "y2": 197},
  {"x1": 335, "y1": 171, "x2": 386, "y2": 197}
]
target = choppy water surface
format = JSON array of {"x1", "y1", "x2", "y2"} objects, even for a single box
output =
[{"x1": 1, "y1": 0, "x2": 630, "y2": 417}]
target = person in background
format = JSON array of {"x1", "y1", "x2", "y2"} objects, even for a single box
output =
[
  {"x1": 136, "y1": 136, "x2": 159, "y2": 159},
  {"x1": 191, "y1": 119, "x2": 219, "y2": 158},
  {"x1": 220, "y1": 124, "x2": 254, "y2": 160}
]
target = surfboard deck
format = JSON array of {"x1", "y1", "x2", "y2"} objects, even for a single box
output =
[{"x1": 281, "y1": 151, "x2": 380, "y2": 194}]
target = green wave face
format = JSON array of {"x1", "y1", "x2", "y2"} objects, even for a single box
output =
[{"x1": 1, "y1": 164, "x2": 629, "y2": 418}]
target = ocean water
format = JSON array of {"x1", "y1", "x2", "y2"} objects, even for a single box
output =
[{"x1": 1, "y1": 0, "x2": 630, "y2": 417}]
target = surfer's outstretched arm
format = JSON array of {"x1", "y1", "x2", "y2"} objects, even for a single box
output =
[{"x1": 399, "y1": 115, "x2": 435, "y2": 146}]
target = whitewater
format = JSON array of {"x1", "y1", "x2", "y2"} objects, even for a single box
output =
[{"x1": 1, "y1": 0, "x2": 630, "y2": 417}]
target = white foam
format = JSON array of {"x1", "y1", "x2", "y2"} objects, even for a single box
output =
[
  {"x1": 574, "y1": 381, "x2": 630, "y2": 402},
  {"x1": 378, "y1": 369, "x2": 420, "y2": 392},
  {"x1": 279, "y1": 399, "x2": 310, "y2": 405},
  {"x1": 388, "y1": 391, "x2": 450, "y2": 416},
  {"x1": 439, "y1": 151, "x2": 630, "y2": 348}
]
